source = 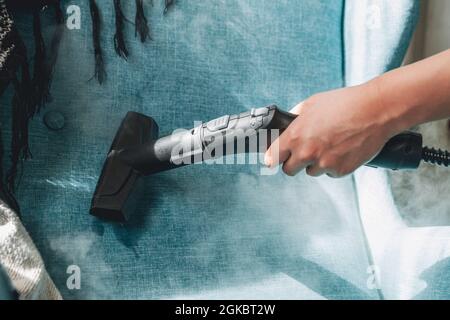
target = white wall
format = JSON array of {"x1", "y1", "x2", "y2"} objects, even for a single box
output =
[
  {"x1": 407, "y1": 0, "x2": 450, "y2": 61},
  {"x1": 393, "y1": 0, "x2": 450, "y2": 227},
  {"x1": 422, "y1": 0, "x2": 450, "y2": 56}
]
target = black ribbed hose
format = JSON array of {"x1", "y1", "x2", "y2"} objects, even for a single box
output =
[{"x1": 422, "y1": 147, "x2": 450, "y2": 167}]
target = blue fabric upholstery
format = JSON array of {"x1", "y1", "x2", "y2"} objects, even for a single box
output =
[{"x1": 0, "y1": 0, "x2": 418, "y2": 299}]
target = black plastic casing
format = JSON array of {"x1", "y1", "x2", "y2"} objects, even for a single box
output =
[
  {"x1": 90, "y1": 112, "x2": 159, "y2": 222},
  {"x1": 367, "y1": 132, "x2": 423, "y2": 170}
]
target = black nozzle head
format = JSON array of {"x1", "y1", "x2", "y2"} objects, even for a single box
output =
[{"x1": 90, "y1": 112, "x2": 159, "y2": 222}]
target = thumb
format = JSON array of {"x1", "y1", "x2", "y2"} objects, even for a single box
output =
[{"x1": 290, "y1": 100, "x2": 307, "y2": 115}]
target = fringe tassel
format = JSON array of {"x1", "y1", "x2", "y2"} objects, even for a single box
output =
[
  {"x1": 7, "y1": 32, "x2": 32, "y2": 196},
  {"x1": 1, "y1": 1, "x2": 66, "y2": 213},
  {"x1": 135, "y1": 0, "x2": 150, "y2": 42},
  {"x1": 41, "y1": 2, "x2": 64, "y2": 105},
  {"x1": 89, "y1": 0, "x2": 106, "y2": 84},
  {"x1": 113, "y1": 0, "x2": 129, "y2": 60},
  {"x1": 8, "y1": 77, "x2": 28, "y2": 192},
  {"x1": 164, "y1": 0, "x2": 174, "y2": 14},
  {"x1": 30, "y1": 2, "x2": 64, "y2": 116},
  {"x1": 32, "y1": 9, "x2": 47, "y2": 113}
]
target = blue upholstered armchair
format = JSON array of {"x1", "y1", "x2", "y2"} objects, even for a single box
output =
[{"x1": 0, "y1": 0, "x2": 448, "y2": 300}]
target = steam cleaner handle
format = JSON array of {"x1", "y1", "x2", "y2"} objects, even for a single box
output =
[
  {"x1": 197, "y1": 105, "x2": 422, "y2": 170},
  {"x1": 125, "y1": 105, "x2": 423, "y2": 175},
  {"x1": 263, "y1": 105, "x2": 423, "y2": 170}
]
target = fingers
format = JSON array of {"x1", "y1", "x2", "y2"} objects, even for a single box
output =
[
  {"x1": 265, "y1": 128, "x2": 326, "y2": 177},
  {"x1": 264, "y1": 132, "x2": 291, "y2": 168},
  {"x1": 305, "y1": 164, "x2": 327, "y2": 177},
  {"x1": 265, "y1": 100, "x2": 307, "y2": 168},
  {"x1": 282, "y1": 152, "x2": 314, "y2": 176},
  {"x1": 305, "y1": 157, "x2": 349, "y2": 178},
  {"x1": 266, "y1": 99, "x2": 325, "y2": 176}
]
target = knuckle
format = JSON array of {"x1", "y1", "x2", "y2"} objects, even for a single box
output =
[
  {"x1": 295, "y1": 151, "x2": 310, "y2": 163},
  {"x1": 282, "y1": 164, "x2": 295, "y2": 177},
  {"x1": 296, "y1": 145, "x2": 317, "y2": 162},
  {"x1": 286, "y1": 171, "x2": 296, "y2": 177},
  {"x1": 286, "y1": 129, "x2": 300, "y2": 144},
  {"x1": 306, "y1": 166, "x2": 317, "y2": 177},
  {"x1": 318, "y1": 156, "x2": 335, "y2": 169}
]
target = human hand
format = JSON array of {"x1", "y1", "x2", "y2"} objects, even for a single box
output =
[{"x1": 265, "y1": 81, "x2": 400, "y2": 177}]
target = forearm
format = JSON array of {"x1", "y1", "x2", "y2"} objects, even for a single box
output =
[
  {"x1": 266, "y1": 49, "x2": 450, "y2": 177},
  {"x1": 373, "y1": 49, "x2": 450, "y2": 135}
]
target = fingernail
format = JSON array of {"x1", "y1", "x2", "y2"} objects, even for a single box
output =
[{"x1": 264, "y1": 153, "x2": 272, "y2": 167}]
